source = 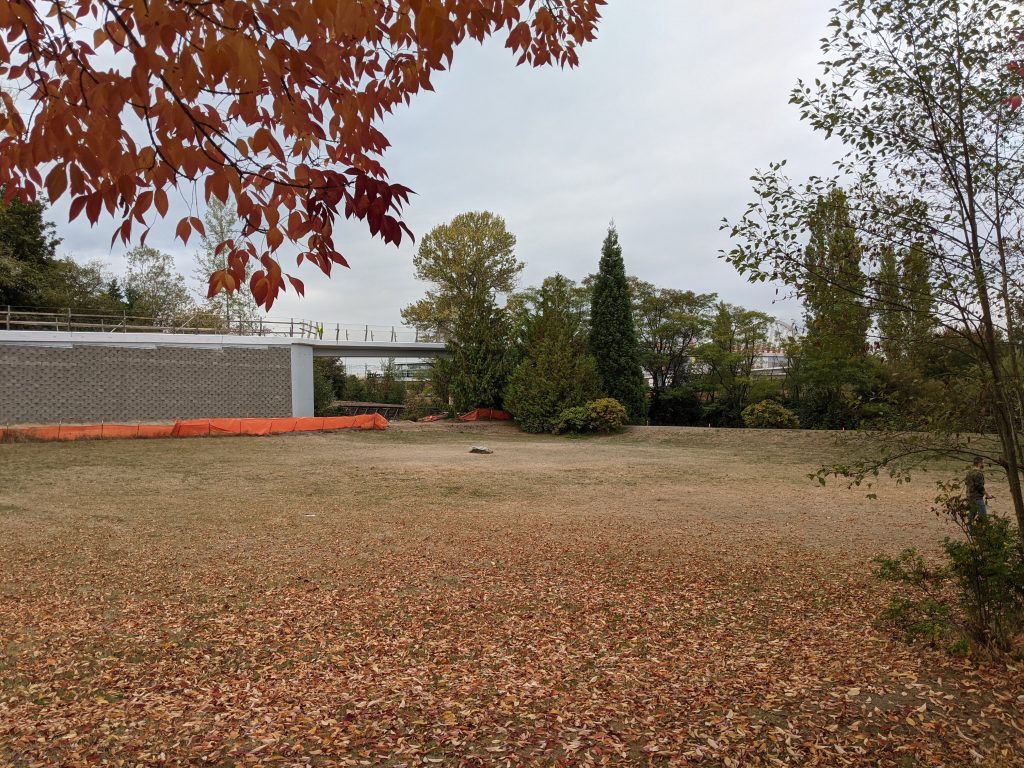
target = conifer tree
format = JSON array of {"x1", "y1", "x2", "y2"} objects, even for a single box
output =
[
  {"x1": 443, "y1": 294, "x2": 513, "y2": 413},
  {"x1": 588, "y1": 225, "x2": 646, "y2": 420},
  {"x1": 505, "y1": 275, "x2": 600, "y2": 433}
]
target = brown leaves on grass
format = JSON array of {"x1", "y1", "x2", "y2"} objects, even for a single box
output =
[
  {"x1": 0, "y1": 429, "x2": 1022, "y2": 766},
  {"x1": 3, "y1": 540, "x2": 1022, "y2": 765}
]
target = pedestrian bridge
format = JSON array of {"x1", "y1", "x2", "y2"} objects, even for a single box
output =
[{"x1": 0, "y1": 325, "x2": 445, "y2": 425}]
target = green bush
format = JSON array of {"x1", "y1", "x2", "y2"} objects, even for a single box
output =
[
  {"x1": 553, "y1": 398, "x2": 628, "y2": 435},
  {"x1": 873, "y1": 481, "x2": 1024, "y2": 655},
  {"x1": 312, "y1": 359, "x2": 336, "y2": 416},
  {"x1": 649, "y1": 387, "x2": 702, "y2": 426},
  {"x1": 741, "y1": 399, "x2": 800, "y2": 429},
  {"x1": 552, "y1": 406, "x2": 589, "y2": 435}
]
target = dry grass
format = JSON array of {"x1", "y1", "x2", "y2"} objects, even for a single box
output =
[{"x1": 0, "y1": 424, "x2": 1021, "y2": 766}]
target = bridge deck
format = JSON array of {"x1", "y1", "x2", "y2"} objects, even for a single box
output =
[{"x1": 0, "y1": 331, "x2": 446, "y2": 359}]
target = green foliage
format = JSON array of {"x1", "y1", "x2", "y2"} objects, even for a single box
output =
[
  {"x1": 793, "y1": 189, "x2": 876, "y2": 428},
  {"x1": 872, "y1": 549, "x2": 950, "y2": 645},
  {"x1": 875, "y1": 243, "x2": 935, "y2": 373},
  {"x1": 317, "y1": 358, "x2": 347, "y2": 400},
  {"x1": 403, "y1": 384, "x2": 445, "y2": 421},
  {"x1": 364, "y1": 359, "x2": 407, "y2": 404},
  {"x1": 123, "y1": 245, "x2": 194, "y2": 322},
  {"x1": 552, "y1": 398, "x2": 628, "y2": 435},
  {"x1": 0, "y1": 193, "x2": 125, "y2": 313},
  {"x1": 802, "y1": 189, "x2": 869, "y2": 360},
  {"x1": 741, "y1": 400, "x2": 800, "y2": 429},
  {"x1": 404, "y1": 212, "x2": 520, "y2": 412},
  {"x1": 589, "y1": 225, "x2": 646, "y2": 421},
  {"x1": 649, "y1": 387, "x2": 703, "y2": 426},
  {"x1": 441, "y1": 296, "x2": 512, "y2": 413},
  {"x1": 505, "y1": 275, "x2": 600, "y2": 434},
  {"x1": 0, "y1": 192, "x2": 61, "y2": 307},
  {"x1": 874, "y1": 483, "x2": 1024, "y2": 654},
  {"x1": 694, "y1": 303, "x2": 773, "y2": 426},
  {"x1": 722, "y1": 0, "x2": 1024, "y2": 540},
  {"x1": 401, "y1": 211, "x2": 522, "y2": 339},
  {"x1": 630, "y1": 277, "x2": 717, "y2": 395},
  {"x1": 312, "y1": 358, "x2": 335, "y2": 416}
]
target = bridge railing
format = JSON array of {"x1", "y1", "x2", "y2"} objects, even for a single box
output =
[{"x1": 1, "y1": 306, "x2": 441, "y2": 343}]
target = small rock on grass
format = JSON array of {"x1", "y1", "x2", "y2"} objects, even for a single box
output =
[{"x1": 469, "y1": 446, "x2": 493, "y2": 454}]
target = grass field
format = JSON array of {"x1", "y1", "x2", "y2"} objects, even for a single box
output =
[{"x1": 1, "y1": 424, "x2": 1021, "y2": 766}]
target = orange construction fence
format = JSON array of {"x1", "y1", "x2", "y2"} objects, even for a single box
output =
[
  {"x1": 458, "y1": 408, "x2": 512, "y2": 422},
  {"x1": 0, "y1": 414, "x2": 388, "y2": 443}
]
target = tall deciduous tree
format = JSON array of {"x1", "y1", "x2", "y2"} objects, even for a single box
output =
[
  {"x1": 795, "y1": 189, "x2": 875, "y2": 428},
  {"x1": 695, "y1": 303, "x2": 773, "y2": 426},
  {"x1": 405, "y1": 212, "x2": 521, "y2": 412},
  {"x1": 194, "y1": 199, "x2": 260, "y2": 329},
  {"x1": 875, "y1": 243, "x2": 935, "y2": 370},
  {"x1": 434, "y1": 294, "x2": 514, "y2": 413},
  {"x1": 802, "y1": 189, "x2": 870, "y2": 361},
  {"x1": 0, "y1": 1, "x2": 603, "y2": 309},
  {"x1": 589, "y1": 225, "x2": 646, "y2": 420},
  {"x1": 505, "y1": 275, "x2": 599, "y2": 433},
  {"x1": 724, "y1": 0, "x2": 1024, "y2": 541},
  {"x1": 402, "y1": 211, "x2": 523, "y2": 338},
  {"x1": 123, "y1": 245, "x2": 194, "y2": 323},
  {"x1": 875, "y1": 247, "x2": 905, "y2": 365},
  {"x1": 630, "y1": 277, "x2": 717, "y2": 395}
]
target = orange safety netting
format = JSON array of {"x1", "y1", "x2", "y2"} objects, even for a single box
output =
[
  {"x1": 458, "y1": 408, "x2": 512, "y2": 422},
  {"x1": 0, "y1": 414, "x2": 388, "y2": 442}
]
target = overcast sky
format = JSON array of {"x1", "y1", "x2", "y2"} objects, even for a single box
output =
[{"x1": 49, "y1": 0, "x2": 842, "y2": 329}]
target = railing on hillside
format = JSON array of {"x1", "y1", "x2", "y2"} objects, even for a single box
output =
[{"x1": 1, "y1": 306, "x2": 441, "y2": 343}]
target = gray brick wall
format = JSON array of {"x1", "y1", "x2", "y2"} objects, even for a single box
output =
[{"x1": 0, "y1": 344, "x2": 292, "y2": 424}]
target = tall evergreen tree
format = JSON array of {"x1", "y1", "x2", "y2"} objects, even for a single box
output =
[
  {"x1": 505, "y1": 275, "x2": 600, "y2": 433},
  {"x1": 441, "y1": 293, "x2": 513, "y2": 413},
  {"x1": 588, "y1": 225, "x2": 646, "y2": 420}
]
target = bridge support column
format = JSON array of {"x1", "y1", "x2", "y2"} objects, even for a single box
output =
[{"x1": 290, "y1": 344, "x2": 314, "y2": 417}]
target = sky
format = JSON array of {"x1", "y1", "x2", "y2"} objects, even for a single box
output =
[{"x1": 48, "y1": 0, "x2": 843, "y2": 330}]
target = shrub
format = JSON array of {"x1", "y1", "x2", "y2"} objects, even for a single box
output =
[
  {"x1": 873, "y1": 481, "x2": 1024, "y2": 655},
  {"x1": 552, "y1": 406, "x2": 589, "y2": 435},
  {"x1": 649, "y1": 387, "x2": 702, "y2": 426},
  {"x1": 553, "y1": 398, "x2": 628, "y2": 435},
  {"x1": 312, "y1": 359, "x2": 336, "y2": 416},
  {"x1": 741, "y1": 399, "x2": 800, "y2": 429}
]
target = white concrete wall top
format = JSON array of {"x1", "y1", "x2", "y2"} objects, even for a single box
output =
[{"x1": 0, "y1": 331, "x2": 446, "y2": 359}]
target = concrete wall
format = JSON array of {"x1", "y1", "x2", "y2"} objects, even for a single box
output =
[{"x1": 0, "y1": 343, "x2": 293, "y2": 424}]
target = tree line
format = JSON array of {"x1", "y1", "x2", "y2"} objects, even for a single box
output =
[{"x1": 400, "y1": 201, "x2": 971, "y2": 436}]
